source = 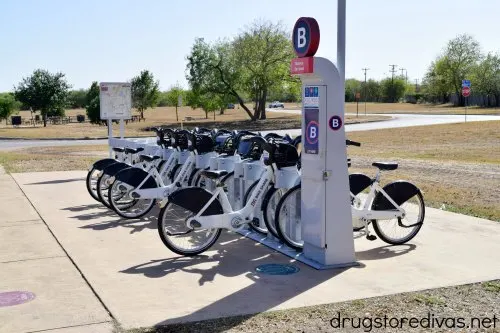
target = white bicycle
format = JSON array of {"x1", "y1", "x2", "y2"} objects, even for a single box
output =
[
  {"x1": 156, "y1": 141, "x2": 299, "y2": 255},
  {"x1": 275, "y1": 159, "x2": 425, "y2": 250}
]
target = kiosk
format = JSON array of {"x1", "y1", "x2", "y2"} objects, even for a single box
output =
[{"x1": 291, "y1": 16, "x2": 357, "y2": 268}]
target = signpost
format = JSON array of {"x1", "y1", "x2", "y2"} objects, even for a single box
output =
[
  {"x1": 99, "y1": 82, "x2": 132, "y2": 157},
  {"x1": 462, "y1": 80, "x2": 471, "y2": 122}
]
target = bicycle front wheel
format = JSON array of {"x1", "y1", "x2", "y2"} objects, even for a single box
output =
[
  {"x1": 371, "y1": 186, "x2": 425, "y2": 245},
  {"x1": 108, "y1": 181, "x2": 156, "y2": 219},
  {"x1": 157, "y1": 202, "x2": 222, "y2": 256},
  {"x1": 275, "y1": 184, "x2": 303, "y2": 250}
]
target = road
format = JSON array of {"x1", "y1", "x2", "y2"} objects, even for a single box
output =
[{"x1": 0, "y1": 113, "x2": 499, "y2": 150}]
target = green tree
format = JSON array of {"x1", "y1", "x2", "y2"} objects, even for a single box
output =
[
  {"x1": 131, "y1": 70, "x2": 160, "y2": 119},
  {"x1": 380, "y1": 78, "x2": 406, "y2": 102},
  {"x1": 164, "y1": 84, "x2": 185, "y2": 121},
  {"x1": 186, "y1": 19, "x2": 295, "y2": 121},
  {"x1": 345, "y1": 79, "x2": 362, "y2": 102},
  {"x1": 187, "y1": 89, "x2": 228, "y2": 119},
  {"x1": 67, "y1": 89, "x2": 88, "y2": 109},
  {"x1": 361, "y1": 79, "x2": 382, "y2": 102},
  {"x1": 442, "y1": 34, "x2": 482, "y2": 106},
  {"x1": 471, "y1": 53, "x2": 500, "y2": 106},
  {"x1": 186, "y1": 38, "x2": 254, "y2": 119},
  {"x1": 232, "y1": 20, "x2": 294, "y2": 120},
  {"x1": 85, "y1": 81, "x2": 101, "y2": 124},
  {"x1": 0, "y1": 93, "x2": 19, "y2": 125},
  {"x1": 13, "y1": 69, "x2": 71, "y2": 127}
]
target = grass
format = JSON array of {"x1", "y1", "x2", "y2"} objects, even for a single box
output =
[
  {"x1": 1, "y1": 120, "x2": 499, "y2": 221},
  {"x1": 275, "y1": 102, "x2": 500, "y2": 115},
  {"x1": 347, "y1": 121, "x2": 500, "y2": 164},
  {"x1": 413, "y1": 294, "x2": 445, "y2": 306},
  {"x1": 0, "y1": 145, "x2": 107, "y2": 173},
  {"x1": 0, "y1": 106, "x2": 387, "y2": 139},
  {"x1": 482, "y1": 281, "x2": 500, "y2": 293}
]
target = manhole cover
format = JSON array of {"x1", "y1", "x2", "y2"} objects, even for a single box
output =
[
  {"x1": 0, "y1": 291, "x2": 36, "y2": 307},
  {"x1": 255, "y1": 263, "x2": 300, "y2": 275}
]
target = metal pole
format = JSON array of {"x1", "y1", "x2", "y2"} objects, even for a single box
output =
[
  {"x1": 338, "y1": 0, "x2": 346, "y2": 114},
  {"x1": 362, "y1": 68, "x2": 369, "y2": 115}
]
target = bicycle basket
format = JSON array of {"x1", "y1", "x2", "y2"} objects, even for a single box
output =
[
  {"x1": 194, "y1": 134, "x2": 215, "y2": 154},
  {"x1": 237, "y1": 136, "x2": 266, "y2": 160},
  {"x1": 273, "y1": 143, "x2": 299, "y2": 168}
]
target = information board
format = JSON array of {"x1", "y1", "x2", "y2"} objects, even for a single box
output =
[{"x1": 99, "y1": 82, "x2": 132, "y2": 119}]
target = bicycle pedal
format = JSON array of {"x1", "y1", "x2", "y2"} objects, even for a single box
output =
[
  {"x1": 251, "y1": 217, "x2": 260, "y2": 226},
  {"x1": 366, "y1": 235, "x2": 377, "y2": 241}
]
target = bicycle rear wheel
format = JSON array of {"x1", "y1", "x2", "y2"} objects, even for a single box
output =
[
  {"x1": 275, "y1": 184, "x2": 303, "y2": 250},
  {"x1": 157, "y1": 202, "x2": 222, "y2": 256},
  {"x1": 262, "y1": 187, "x2": 286, "y2": 238},
  {"x1": 371, "y1": 185, "x2": 425, "y2": 245},
  {"x1": 97, "y1": 173, "x2": 113, "y2": 209},
  {"x1": 86, "y1": 167, "x2": 100, "y2": 202}
]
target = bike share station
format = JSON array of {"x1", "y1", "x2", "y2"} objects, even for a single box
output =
[{"x1": 240, "y1": 16, "x2": 358, "y2": 269}]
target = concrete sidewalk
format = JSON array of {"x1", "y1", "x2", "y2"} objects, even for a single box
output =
[
  {"x1": 0, "y1": 167, "x2": 114, "y2": 333},
  {"x1": 11, "y1": 170, "x2": 500, "y2": 330}
]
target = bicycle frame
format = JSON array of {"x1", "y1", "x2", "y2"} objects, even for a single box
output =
[
  {"x1": 185, "y1": 165, "x2": 274, "y2": 231},
  {"x1": 351, "y1": 177, "x2": 406, "y2": 221},
  {"x1": 129, "y1": 151, "x2": 197, "y2": 199}
]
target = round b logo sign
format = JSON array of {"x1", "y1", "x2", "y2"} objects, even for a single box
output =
[{"x1": 328, "y1": 116, "x2": 342, "y2": 131}]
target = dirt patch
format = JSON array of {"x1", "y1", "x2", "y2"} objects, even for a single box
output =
[{"x1": 128, "y1": 280, "x2": 500, "y2": 333}]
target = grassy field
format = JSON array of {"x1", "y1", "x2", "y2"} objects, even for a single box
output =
[
  {"x1": 0, "y1": 106, "x2": 387, "y2": 139},
  {"x1": 347, "y1": 121, "x2": 500, "y2": 221},
  {"x1": 1, "y1": 120, "x2": 499, "y2": 221}
]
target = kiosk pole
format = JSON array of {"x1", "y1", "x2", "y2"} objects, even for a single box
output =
[{"x1": 337, "y1": 0, "x2": 346, "y2": 86}]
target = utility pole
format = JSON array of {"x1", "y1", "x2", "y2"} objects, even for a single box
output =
[
  {"x1": 389, "y1": 64, "x2": 397, "y2": 102},
  {"x1": 405, "y1": 69, "x2": 408, "y2": 84},
  {"x1": 400, "y1": 68, "x2": 406, "y2": 79},
  {"x1": 415, "y1": 79, "x2": 419, "y2": 92},
  {"x1": 362, "y1": 68, "x2": 369, "y2": 115}
]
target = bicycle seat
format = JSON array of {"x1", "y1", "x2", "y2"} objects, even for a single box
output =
[
  {"x1": 139, "y1": 154, "x2": 161, "y2": 162},
  {"x1": 372, "y1": 162, "x2": 398, "y2": 171},
  {"x1": 201, "y1": 170, "x2": 228, "y2": 179},
  {"x1": 124, "y1": 147, "x2": 144, "y2": 154},
  {"x1": 112, "y1": 147, "x2": 125, "y2": 153}
]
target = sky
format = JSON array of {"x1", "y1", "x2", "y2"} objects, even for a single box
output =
[{"x1": 1, "y1": 0, "x2": 499, "y2": 92}]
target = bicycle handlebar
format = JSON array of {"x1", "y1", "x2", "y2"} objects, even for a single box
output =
[{"x1": 346, "y1": 139, "x2": 361, "y2": 147}]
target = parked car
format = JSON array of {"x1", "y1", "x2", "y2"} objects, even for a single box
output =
[
  {"x1": 268, "y1": 101, "x2": 285, "y2": 108},
  {"x1": 227, "y1": 103, "x2": 235, "y2": 109}
]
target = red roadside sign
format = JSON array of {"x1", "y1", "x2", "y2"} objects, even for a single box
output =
[{"x1": 462, "y1": 86, "x2": 471, "y2": 97}]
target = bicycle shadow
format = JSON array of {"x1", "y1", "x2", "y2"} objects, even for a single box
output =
[
  {"x1": 122, "y1": 232, "x2": 364, "y2": 330},
  {"x1": 355, "y1": 244, "x2": 417, "y2": 261},
  {"x1": 62, "y1": 204, "x2": 159, "y2": 234},
  {"x1": 26, "y1": 178, "x2": 85, "y2": 185}
]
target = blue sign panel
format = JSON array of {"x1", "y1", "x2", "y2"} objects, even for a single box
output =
[
  {"x1": 462, "y1": 80, "x2": 471, "y2": 88},
  {"x1": 304, "y1": 108, "x2": 319, "y2": 154}
]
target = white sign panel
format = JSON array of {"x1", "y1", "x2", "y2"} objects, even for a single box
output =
[{"x1": 100, "y1": 82, "x2": 132, "y2": 119}]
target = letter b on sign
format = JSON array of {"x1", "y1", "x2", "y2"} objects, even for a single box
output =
[
  {"x1": 309, "y1": 126, "x2": 317, "y2": 139},
  {"x1": 297, "y1": 27, "x2": 306, "y2": 48}
]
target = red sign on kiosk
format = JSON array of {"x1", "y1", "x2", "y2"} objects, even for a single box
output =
[
  {"x1": 291, "y1": 17, "x2": 320, "y2": 75},
  {"x1": 291, "y1": 57, "x2": 314, "y2": 74}
]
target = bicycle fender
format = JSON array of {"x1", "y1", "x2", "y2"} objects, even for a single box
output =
[
  {"x1": 102, "y1": 162, "x2": 131, "y2": 176},
  {"x1": 372, "y1": 181, "x2": 421, "y2": 210},
  {"x1": 349, "y1": 173, "x2": 372, "y2": 196},
  {"x1": 168, "y1": 188, "x2": 223, "y2": 216},
  {"x1": 93, "y1": 158, "x2": 118, "y2": 171},
  {"x1": 114, "y1": 167, "x2": 158, "y2": 189}
]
